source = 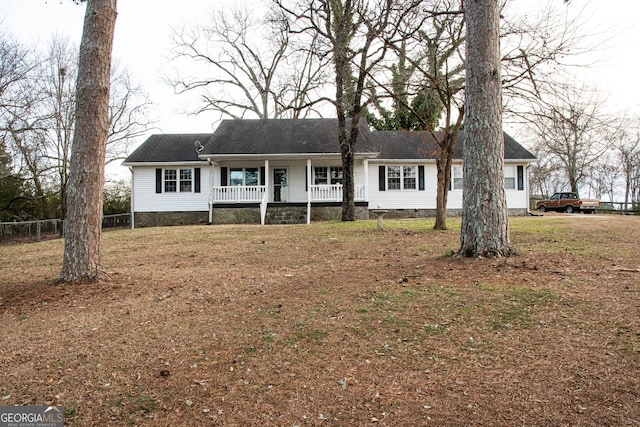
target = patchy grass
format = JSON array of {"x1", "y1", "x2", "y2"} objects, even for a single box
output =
[{"x1": 0, "y1": 214, "x2": 639, "y2": 426}]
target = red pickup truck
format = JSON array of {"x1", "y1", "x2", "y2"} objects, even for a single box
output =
[{"x1": 535, "y1": 192, "x2": 600, "y2": 214}]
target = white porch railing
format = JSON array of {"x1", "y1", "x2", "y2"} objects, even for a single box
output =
[
  {"x1": 310, "y1": 184, "x2": 365, "y2": 202},
  {"x1": 211, "y1": 185, "x2": 266, "y2": 202},
  {"x1": 210, "y1": 184, "x2": 366, "y2": 203}
]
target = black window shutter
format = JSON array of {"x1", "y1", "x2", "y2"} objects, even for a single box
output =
[
  {"x1": 260, "y1": 167, "x2": 265, "y2": 186},
  {"x1": 221, "y1": 167, "x2": 228, "y2": 186},
  {"x1": 517, "y1": 165, "x2": 524, "y2": 190},
  {"x1": 194, "y1": 167, "x2": 201, "y2": 193},
  {"x1": 305, "y1": 166, "x2": 308, "y2": 191},
  {"x1": 378, "y1": 166, "x2": 386, "y2": 191},
  {"x1": 418, "y1": 165, "x2": 425, "y2": 191},
  {"x1": 155, "y1": 168, "x2": 162, "y2": 193}
]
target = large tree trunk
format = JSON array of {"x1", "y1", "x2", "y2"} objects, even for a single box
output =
[
  {"x1": 434, "y1": 154, "x2": 451, "y2": 230},
  {"x1": 60, "y1": 0, "x2": 117, "y2": 283},
  {"x1": 458, "y1": 0, "x2": 514, "y2": 258}
]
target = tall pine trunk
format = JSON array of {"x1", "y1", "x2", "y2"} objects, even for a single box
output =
[
  {"x1": 60, "y1": 0, "x2": 117, "y2": 282},
  {"x1": 458, "y1": 0, "x2": 514, "y2": 258}
]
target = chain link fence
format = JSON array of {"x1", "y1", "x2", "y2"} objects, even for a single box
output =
[{"x1": 0, "y1": 213, "x2": 131, "y2": 244}]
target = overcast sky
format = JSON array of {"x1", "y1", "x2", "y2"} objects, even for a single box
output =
[{"x1": 1, "y1": 0, "x2": 639, "y2": 177}]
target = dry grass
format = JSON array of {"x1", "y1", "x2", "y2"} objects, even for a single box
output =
[{"x1": 0, "y1": 214, "x2": 639, "y2": 426}]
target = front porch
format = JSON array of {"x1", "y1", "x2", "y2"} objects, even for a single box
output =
[{"x1": 209, "y1": 184, "x2": 367, "y2": 225}]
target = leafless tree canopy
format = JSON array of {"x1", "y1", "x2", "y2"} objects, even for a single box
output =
[
  {"x1": 526, "y1": 84, "x2": 612, "y2": 196},
  {"x1": 169, "y1": 5, "x2": 330, "y2": 120}
]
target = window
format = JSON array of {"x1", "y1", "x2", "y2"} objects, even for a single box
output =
[
  {"x1": 164, "y1": 169, "x2": 177, "y2": 192},
  {"x1": 314, "y1": 167, "x2": 328, "y2": 185},
  {"x1": 403, "y1": 166, "x2": 416, "y2": 190},
  {"x1": 313, "y1": 166, "x2": 342, "y2": 185},
  {"x1": 245, "y1": 168, "x2": 259, "y2": 186},
  {"x1": 385, "y1": 165, "x2": 416, "y2": 190},
  {"x1": 229, "y1": 167, "x2": 260, "y2": 186},
  {"x1": 157, "y1": 168, "x2": 200, "y2": 194},
  {"x1": 163, "y1": 168, "x2": 194, "y2": 192},
  {"x1": 180, "y1": 169, "x2": 192, "y2": 192},
  {"x1": 229, "y1": 168, "x2": 243, "y2": 186},
  {"x1": 504, "y1": 165, "x2": 516, "y2": 190},
  {"x1": 452, "y1": 165, "x2": 463, "y2": 190},
  {"x1": 330, "y1": 166, "x2": 343, "y2": 184},
  {"x1": 387, "y1": 166, "x2": 401, "y2": 190}
]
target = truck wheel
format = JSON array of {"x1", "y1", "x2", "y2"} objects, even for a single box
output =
[
  {"x1": 566, "y1": 205, "x2": 574, "y2": 214},
  {"x1": 538, "y1": 205, "x2": 546, "y2": 212}
]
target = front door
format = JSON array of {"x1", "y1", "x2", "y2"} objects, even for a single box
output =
[{"x1": 273, "y1": 168, "x2": 288, "y2": 202}]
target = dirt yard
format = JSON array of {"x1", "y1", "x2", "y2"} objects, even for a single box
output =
[{"x1": 0, "y1": 214, "x2": 638, "y2": 426}]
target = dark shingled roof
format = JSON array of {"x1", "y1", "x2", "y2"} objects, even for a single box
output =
[
  {"x1": 124, "y1": 134, "x2": 213, "y2": 163},
  {"x1": 123, "y1": 119, "x2": 536, "y2": 164},
  {"x1": 202, "y1": 119, "x2": 377, "y2": 155},
  {"x1": 370, "y1": 131, "x2": 536, "y2": 160}
]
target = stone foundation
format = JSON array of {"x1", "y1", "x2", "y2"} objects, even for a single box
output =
[
  {"x1": 211, "y1": 205, "x2": 261, "y2": 224},
  {"x1": 311, "y1": 205, "x2": 368, "y2": 221},
  {"x1": 134, "y1": 211, "x2": 209, "y2": 228},
  {"x1": 372, "y1": 208, "x2": 528, "y2": 219},
  {"x1": 133, "y1": 206, "x2": 529, "y2": 228}
]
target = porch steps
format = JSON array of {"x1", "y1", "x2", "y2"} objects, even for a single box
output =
[{"x1": 264, "y1": 205, "x2": 307, "y2": 225}]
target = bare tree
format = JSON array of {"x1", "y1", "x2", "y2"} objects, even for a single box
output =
[
  {"x1": 4, "y1": 35, "x2": 151, "y2": 222},
  {"x1": 527, "y1": 147, "x2": 568, "y2": 197},
  {"x1": 459, "y1": 0, "x2": 513, "y2": 258},
  {"x1": 106, "y1": 63, "x2": 153, "y2": 163},
  {"x1": 37, "y1": 37, "x2": 78, "y2": 220},
  {"x1": 170, "y1": 5, "x2": 328, "y2": 120},
  {"x1": 613, "y1": 118, "x2": 640, "y2": 209},
  {"x1": 526, "y1": 84, "x2": 611, "y2": 196},
  {"x1": 60, "y1": 0, "x2": 117, "y2": 283},
  {"x1": 588, "y1": 154, "x2": 620, "y2": 202}
]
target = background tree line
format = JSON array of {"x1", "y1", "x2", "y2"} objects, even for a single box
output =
[
  {"x1": 3, "y1": 0, "x2": 637, "y2": 226},
  {"x1": 0, "y1": 32, "x2": 148, "y2": 222}
]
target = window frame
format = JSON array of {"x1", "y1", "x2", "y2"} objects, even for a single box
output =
[
  {"x1": 452, "y1": 165, "x2": 463, "y2": 190},
  {"x1": 228, "y1": 167, "x2": 261, "y2": 187},
  {"x1": 164, "y1": 169, "x2": 177, "y2": 193},
  {"x1": 163, "y1": 168, "x2": 194, "y2": 193},
  {"x1": 385, "y1": 165, "x2": 418, "y2": 191},
  {"x1": 504, "y1": 165, "x2": 516, "y2": 190},
  {"x1": 313, "y1": 166, "x2": 343, "y2": 185}
]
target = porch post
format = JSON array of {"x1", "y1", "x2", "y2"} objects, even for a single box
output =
[
  {"x1": 306, "y1": 158, "x2": 312, "y2": 224},
  {"x1": 209, "y1": 162, "x2": 215, "y2": 224},
  {"x1": 264, "y1": 159, "x2": 269, "y2": 200},
  {"x1": 363, "y1": 159, "x2": 369, "y2": 202}
]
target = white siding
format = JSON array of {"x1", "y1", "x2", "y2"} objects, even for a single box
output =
[
  {"x1": 368, "y1": 162, "x2": 437, "y2": 210},
  {"x1": 368, "y1": 161, "x2": 529, "y2": 210},
  {"x1": 132, "y1": 166, "x2": 211, "y2": 212}
]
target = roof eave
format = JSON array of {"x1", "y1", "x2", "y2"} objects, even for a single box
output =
[
  {"x1": 199, "y1": 152, "x2": 380, "y2": 160},
  {"x1": 122, "y1": 161, "x2": 210, "y2": 167}
]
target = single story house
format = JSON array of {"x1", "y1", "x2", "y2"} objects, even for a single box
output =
[{"x1": 122, "y1": 118, "x2": 536, "y2": 227}]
